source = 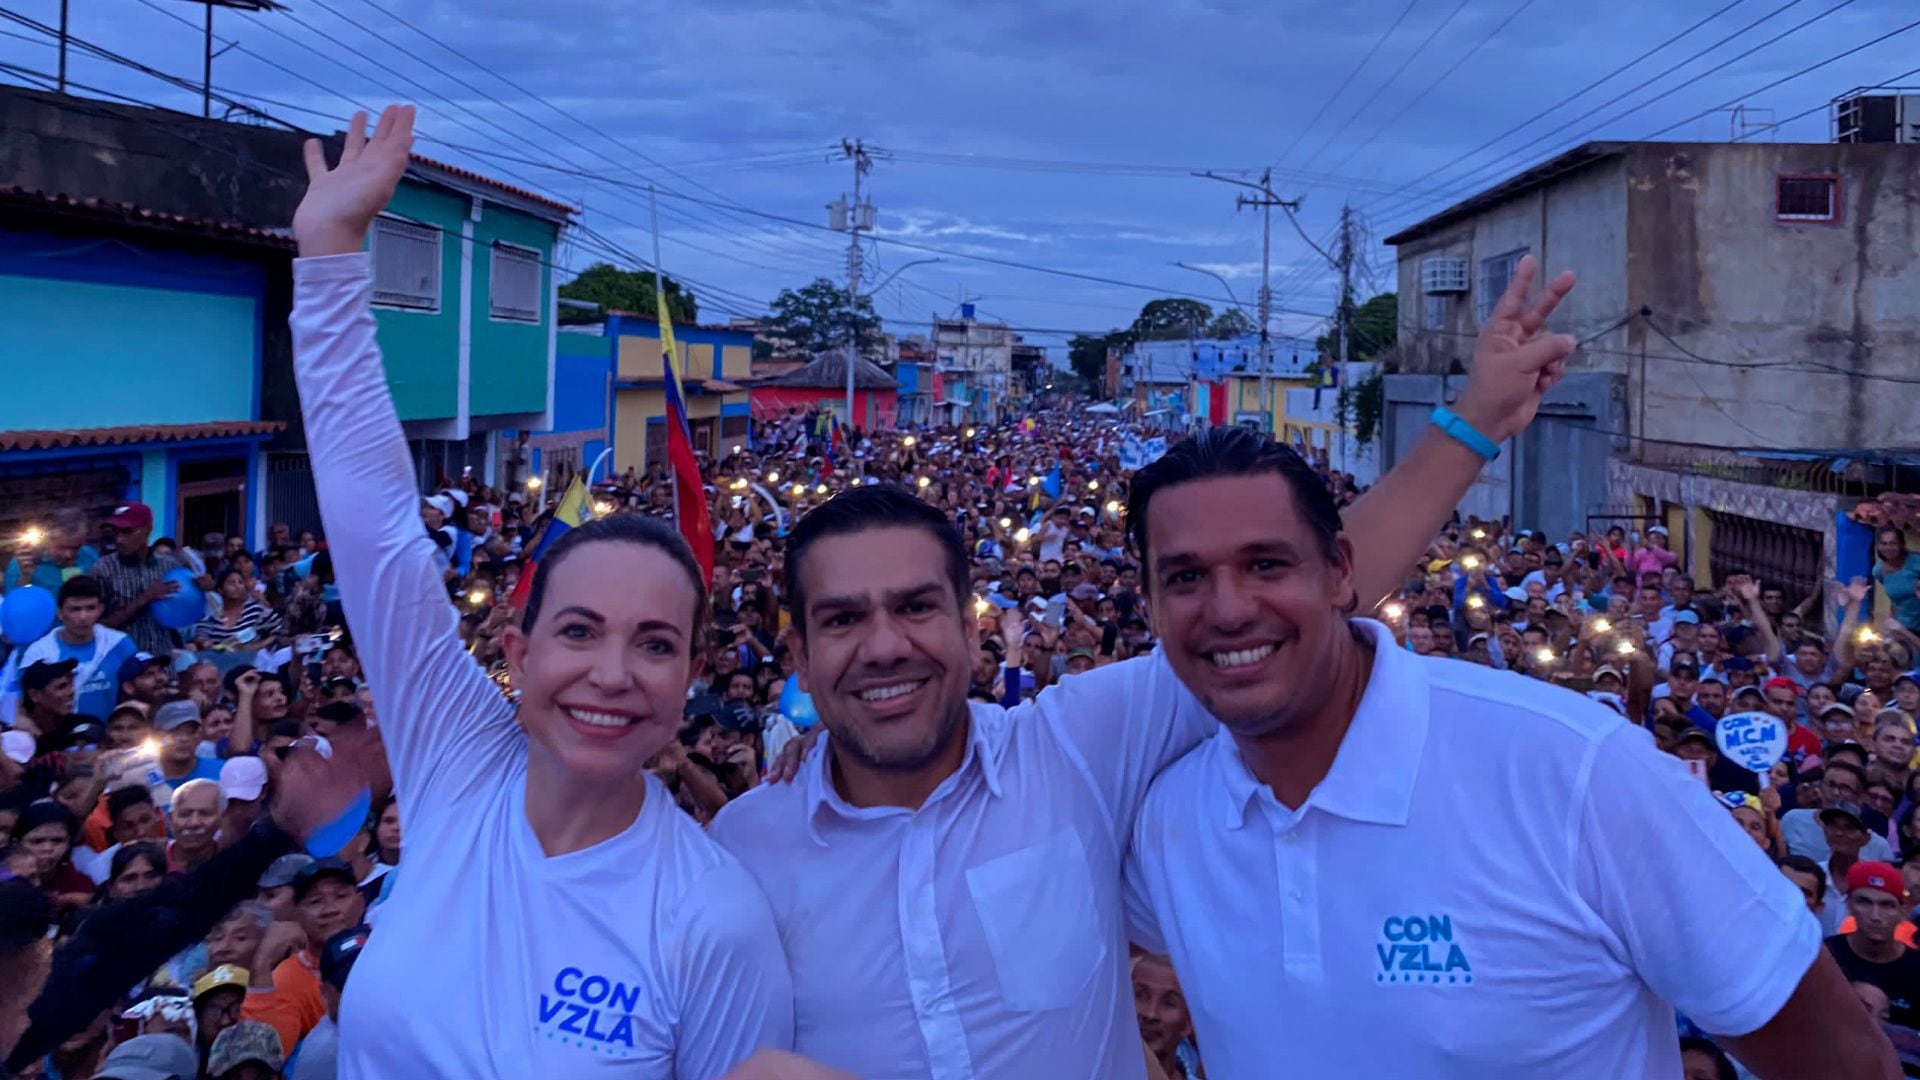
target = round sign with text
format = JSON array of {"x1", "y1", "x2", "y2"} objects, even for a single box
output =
[{"x1": 1715, "y1": 711, "x2": 1788, "y2": 776}]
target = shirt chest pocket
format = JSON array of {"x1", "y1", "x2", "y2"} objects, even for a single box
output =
[{"x1": 965, "y1": 828, "x2": 1108, "y2": 1011}]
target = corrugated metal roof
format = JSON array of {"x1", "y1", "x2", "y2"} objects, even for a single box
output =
[
  {"x1": 0, "y1": 186, "x2": 295, "y2": 249},
  {"x1": 0, "y1": 421, "x2": 284, "y2": 452},
  {"x1": 408, "y1": 154, "x2": 577, "y2": 216},
  {"x1": 761, "y1": 353, "x2": 898, "y2": 391}
]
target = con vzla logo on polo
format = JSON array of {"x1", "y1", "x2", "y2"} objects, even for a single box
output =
[
  {"x1": 1375, "y1": 914, "x2": 1473, "y2": 985},
  {"x1": 538, "y1": 965, "x2": 644, "y2": 1053}
]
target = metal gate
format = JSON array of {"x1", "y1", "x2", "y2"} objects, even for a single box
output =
[
  {"x1": 264, "y1": 452, "x2": 322, "y2": 540},
  {"x1": 1707, "y1": 510, "x2": 1822, "y2": 608}
]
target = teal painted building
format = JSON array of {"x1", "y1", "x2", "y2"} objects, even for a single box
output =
[{"x1": 344, "y1": 155, "x2": 574, "y2": 497}]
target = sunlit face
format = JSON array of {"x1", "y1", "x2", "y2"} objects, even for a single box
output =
[
  {"x1": 1694, "y1": 681, "x2": 1727, "y2": 718},
  {"x1": 1144, "y1": 474, "x2": 1355, "y2": 737},
  {"x1": 1875, "y1": 721, "x2": 1915, "y2": 768},
  {"x1": 171, "y1": 784, "x2": 221, "y2": 848},
  {"x1": 219, "y1": 570, "x2": 249, "y2": 603},
  {"x1": 501, "y1": 541, "x2": 700, "y2": 783},
  {"x1": 57, "y1": 596, "x2": 102, "y2": 637},
  {"x1": 1764, "y1": 686, "x2": 1799, "y2": 724},
  {"x1": 27, "y1": 673, "x2": 76, "y2": 719},
  {"x1": 794, "y1": 527, "x2": 972, "y2": 775},
  {"x1": 109, "y1": 852, "x2": 164, "y2": 900},
  {"x1": 206, "y1": 911, "x2": 262, "y2": 968},
  {"x1": 1132, "y1": 956, "x2": 1192, "y2": 1060},
  {"x1": 254, "y1": 680, "x2": 289, "y2": 722},
  {"x1": 297, "y1": 878, "x2": 366, "y2": 944},
  {"x1": 1780, "y1": 865, "x2": 1823, "y2": 914},
  {"x1": 1730, "y1": 805, "x2": 1768, "y2": 849},
  {"x1": 375, "y1": 802, "x2": 402, "y2": 856},
  {"x1": 1848, "y1": 886, "x2": 1905, "y2": 946}
]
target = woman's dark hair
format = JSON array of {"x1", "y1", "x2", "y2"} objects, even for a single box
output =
[
  {"x1": 519, "y1": 514, "x2": 708, "y2": 634},
  {"x1": 1677, "y1": 1036, "x2": 1736, "y2": 1080},
  {"x1": 1124, "y1": 426, "x2": 1343, "y2": 577},
  {"x1": 106, "y1": 841, "x2": 166, "y2": 886},
  {"x1": 783, "y1": 485, "x2": 968, "y2": 636}
]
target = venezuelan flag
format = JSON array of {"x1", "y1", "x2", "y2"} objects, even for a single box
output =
[
  {"x1": 508, "y1": 476, "x2": 591, "y2": 610},
  {"x1": 658, "y1": 291, "x2": 715, "y2": 582}
]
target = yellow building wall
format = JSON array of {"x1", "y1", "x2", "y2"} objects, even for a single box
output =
[
  {"x1": 1688, "y1": 506, "x2": 1714, "y2": 586},
  {"x1": 614, "y1": 388, "x2": 665, "y2": 473},
  {"x1": 721, "y1": 345, "x2": 751, "y2": 380},
  {"x1": 683, "y1": 343, "x2": 715, "y2": 382},
  {"x1": 618, "y1": 338, "x2": 663, "y2": 381}
]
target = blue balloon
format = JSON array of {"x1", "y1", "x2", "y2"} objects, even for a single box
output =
[
  {"x1": 151, "y1": 568, "x2": 207, "y2": 631},
  {"x1": 778, "y1": 674, "x2": 820, "y2": 731},
  {"x1": 0, "y1": 585, "x2": 56, "y2": 644}
]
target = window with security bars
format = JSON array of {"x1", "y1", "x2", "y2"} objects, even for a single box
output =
[
  {"x1": 1475, "y1": 248, "x2": 1527, "y2": 323},
  {"x1": 490, "y1": 242, "x2": 542, "y2": 323},
  {"x1": 371, "y1": 216, "x2": 441, "y2": 311},
  {"x1": 1776, "y1": 176, "x2": 1839, "y2": 223}
]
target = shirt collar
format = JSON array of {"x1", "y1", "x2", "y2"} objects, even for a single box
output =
[
  {"x1": 801, "y1": 701, "x2": 1005, "y2": 846},
  {"x1": 1215, "y1": 618, "x2": 1430, "y2": 830}
]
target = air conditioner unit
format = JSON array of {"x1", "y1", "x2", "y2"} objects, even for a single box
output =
[
  {"x1": 1421, "y1": 257, "x2": 1469, "y2": 294},
  {"x1": 1834, "y1": 92, "x2": 1920, "y2": 143}
]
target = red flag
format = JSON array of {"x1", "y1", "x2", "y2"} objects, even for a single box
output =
[{"x1": 657, "y1": 295, "x2": 714, "y2": 583}]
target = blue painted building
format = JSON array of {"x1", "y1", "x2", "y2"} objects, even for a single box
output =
[
  {"x1": 0, "y1": 188, "x2": 289, "y2": 546},
  {"x1": 512, "y1": 312, "x2": 752, "y2": 483}
]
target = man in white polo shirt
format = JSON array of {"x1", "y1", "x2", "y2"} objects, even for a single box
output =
[
  {"x1": 1120, "y1": 427, "x2": 1897, "y2": 1079},
  {"x1": 711, "y1": 258, "x2": 1588, "y2": 1080}
]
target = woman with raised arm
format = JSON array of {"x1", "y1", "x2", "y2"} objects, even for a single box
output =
[{"x1": 287, "y1": 106, "x2": 791, "y2": 1078}]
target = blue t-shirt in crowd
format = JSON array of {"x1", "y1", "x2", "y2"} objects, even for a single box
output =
[{"x1": 57, "y1": 635, "x2": 138, "y2": 721}]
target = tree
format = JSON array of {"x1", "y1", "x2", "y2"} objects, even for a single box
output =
[
  {"x1": 1315, "y1": 292, "x2": 1398, "y2": 362},
  {"x1": 1130, "y1": 298, "x2": 1214, "y2": 341},
  {"x1": 766, "y1": 278, "x2": 884, "y2": 357},
  {"x1": 557, "y1": 263, "x2": 696, "y2": 325},
  {"x1": 1206, "y1": 308, "x2": 1256, "y2": 339},
  {"x1": 1068, "y1": 332, "x2": 1128, "y2": 387}
]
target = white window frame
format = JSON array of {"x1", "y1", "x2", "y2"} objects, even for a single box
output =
[
  {"x1": 1423, "y1": 294, "x2": 1448, "y2": 331},
  {"x1": 1420, "y1": 256, "x2": 1469, "y2": 294},
  {"x1": 1475, "y1": 248, "x2": 1528, "y2": 323},
  {"x1": 1775, "y1": 175, "x2": 1840, "y2": 224},
  {"x1": 488, "y1": 240, "x2": 543, "y2": 324},
  {"x1": 369, "y1": 214, "x2": 442, "y2": 313}
]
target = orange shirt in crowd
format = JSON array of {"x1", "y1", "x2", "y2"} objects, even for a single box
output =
[
  {"x1": 1838, "y1": 916, "x2": 1917, "y2": 947},
  {"x1": 243, "y1": 948, "x2": 328, "y2": 1058}
]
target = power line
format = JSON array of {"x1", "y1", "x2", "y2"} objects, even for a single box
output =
[
  {"x1": 1271, "y1": 0, "x2": 1423, "y2": 171},
  {"x1": 1367, "y1": 0, "x2": 1843, "y2": 220},
  {"x1": 1316, "y1": 0, "x2": 1546, "y2": 182},
  {"x1": 1348, "y1": 0, "x2": 1754, "y2": 216},
  {"x1": 1293, "y1": 0, "x2": 1476, "y2": 177}
]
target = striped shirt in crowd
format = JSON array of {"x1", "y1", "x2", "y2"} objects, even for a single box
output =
[
  {"x1": 190, "y1": 599, "x2": 284, "y2": 648},
  {"x1": 86, "y1": 549, "x2": 184, "y2": 654}
]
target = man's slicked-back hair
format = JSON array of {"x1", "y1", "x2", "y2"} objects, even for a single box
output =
[
  {"x1": 519, "y1": 514, "x2": 708, "y2": 637},
  {"x1": 1125, "y1": 426, "x2": 1343, "y2": 578},
  {"x1": 784, "y1": 484, "x2": 969, "y2": 636}
]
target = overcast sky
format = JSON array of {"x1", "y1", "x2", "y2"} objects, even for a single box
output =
[{"x1": 7, "y1": 0, "x2": 1916, "y2": 353}]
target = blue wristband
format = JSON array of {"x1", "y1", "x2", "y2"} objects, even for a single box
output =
[
  {"x1": 1431, "y1": 406, "x2": 1501, "y2": 462},
  {"x1": 304, "y1": 786, "x2": 372, "y2": 858}
]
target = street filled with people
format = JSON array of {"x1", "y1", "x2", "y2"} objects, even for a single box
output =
[{"x1": 0, "y1": 106, "x2": 1914, "y2": 1079}]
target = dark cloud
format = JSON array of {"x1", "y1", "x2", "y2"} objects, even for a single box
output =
[{"x1": 13, "y1": 0, "x2": 1918, "y2": 345}]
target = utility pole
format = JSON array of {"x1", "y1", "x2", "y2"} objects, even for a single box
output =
[
  {"x1": 1194, "y1": 170, "x2": 1298, "y2": 433},
  {"x1": 830, "y1": 139, "x2": 878, "y2": 426},
  {"x1": 1334, "y1": 202, "x2": 1356, "y2": 471}
]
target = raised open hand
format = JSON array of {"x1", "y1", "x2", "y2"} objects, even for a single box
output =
[
  {"x1": 1455, "y1": 255, "x2": 1578, "y2": 443},
  {"x1": 293, "y1": 105, "x2": 417, "y2": 258}
]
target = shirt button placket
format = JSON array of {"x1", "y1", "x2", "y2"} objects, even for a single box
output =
[
  {"x1": 1276, "y1": 817, "x2": 1323, "y2": 980},
  {"x1": 899, "y1": 815, "x2": 974, "y2": 1080}
]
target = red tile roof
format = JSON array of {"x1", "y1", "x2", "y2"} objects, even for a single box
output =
[
  {"x1": 0, "y1": 186, "x2": 295, "y2": 249},
  {"x1": 409, "y1": 154, "x2": 577, "y2": 216},
  {"x1": 0, "y1": 421, "x2": 284, "y2": 452}
]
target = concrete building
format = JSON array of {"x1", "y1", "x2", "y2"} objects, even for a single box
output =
[
  {"x1": 933, "y1": 305, "x2": 1012, "y2": 423},
  {"x1": 1384, "y1": 132, "x2": 1920, "y2": 593},
  {"x1": 0, "y1": 86, "x2": 571, "y2": 541}
]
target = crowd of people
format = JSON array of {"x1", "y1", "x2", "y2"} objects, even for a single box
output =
[{"x1": 0, "y1": 103, "x2": 1912, "y2": 1079}]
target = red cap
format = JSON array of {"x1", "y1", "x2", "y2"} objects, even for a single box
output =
[
  {"x1": 105, "y1": 503, "x2": 153, "y2": 530},
  {"x1": 1762, "y1": 677, "x2": 1800, "y2": 697},
  {"x1": 1847, "y1": 861, "x2": 1907, "y2": 903}
]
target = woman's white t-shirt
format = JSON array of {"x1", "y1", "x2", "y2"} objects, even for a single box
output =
[{"x1": 292, "y1": 253, "x2": 793, "y2": 1079}]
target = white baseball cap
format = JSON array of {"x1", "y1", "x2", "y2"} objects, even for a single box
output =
[{"x1": 219, "y1": 755, "x2": 269, "y2": 801}]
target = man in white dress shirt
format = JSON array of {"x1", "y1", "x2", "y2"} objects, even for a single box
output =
[
  {"x1": 1119, "y1": 426, "x2": 1899, "y2": 1079},
  {"x1": 712, "y1": 259, "x2": 1589, "y2": 1078}
]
